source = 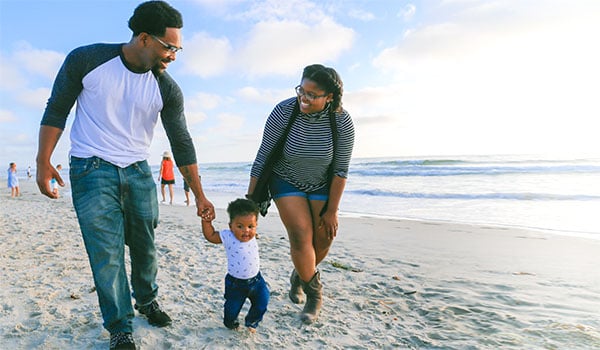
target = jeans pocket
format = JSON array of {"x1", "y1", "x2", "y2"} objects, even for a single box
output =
[
  {"x1": 69, "y1": 157, "x2": 98, "y2": 181},
  {"x1": 132, "y1": 160, "x2": 152, "y2": 177}
]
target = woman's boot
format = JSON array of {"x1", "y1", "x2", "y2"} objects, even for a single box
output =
[
  {"x1": 300, "y1": 271, "x2": 322, "y2": 324},
  {"x1": 289, "y1": 269, "x2": 305, "y2": 304}
]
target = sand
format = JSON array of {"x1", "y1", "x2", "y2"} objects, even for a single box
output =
[{"x1": 1, "y1": 181, "x2": 599, "y2": 349}]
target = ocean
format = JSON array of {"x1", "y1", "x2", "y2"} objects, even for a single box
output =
[
  {"x1": 168, "y1": 154, "x2": 600, "y2": 240},
  {"x1": 154, "y1": 156, "x2": 600, "y2": 239},
  {"x1": 14, "y1": 154, "x2": 600, "y2": 240},
  {"x1": 344, "y1": 155, "x2": 600, "y2": 239}
]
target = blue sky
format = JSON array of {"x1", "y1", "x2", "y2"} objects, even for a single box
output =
[{"x1": 1, "y1": 0, "x2": 599, "y2": 168}]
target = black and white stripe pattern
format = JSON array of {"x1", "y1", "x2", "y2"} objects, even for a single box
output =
[{"x1": 251, "y1": 97, "x2": 355, "y2": 192}]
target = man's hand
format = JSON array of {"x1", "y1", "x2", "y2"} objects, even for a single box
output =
[
  {"x1": 36, "y1": 161, "x2": 64, "y2": 199},
  {"x1": 36, "y1": 125, "x2": 65, "y2": 199},
  {"x1": 196, "y1": 197, "x2": 215, "y2": 221}
]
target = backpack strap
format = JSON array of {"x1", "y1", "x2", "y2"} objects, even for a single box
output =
[
  {"x1": 250, "y1": 101, "x2": 300, "y2": 215},
  {"x1": 270, "y1": 101, "x2": 300, "y2": 164},
  {"x1": 319, "y1": 108, "x2": 339, "y2": 216}
]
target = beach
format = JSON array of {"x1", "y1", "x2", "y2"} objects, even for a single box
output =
[{"x1": 2, "y1": 181, "x2": 599, "y2": 349}]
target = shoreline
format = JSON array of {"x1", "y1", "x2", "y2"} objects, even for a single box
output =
[
  {"x1": 12, "y1": 179, "x2": 600, "y2": 242},
  {"x1": 338, "y1": 210, "x2": 600, "y2": 242}
]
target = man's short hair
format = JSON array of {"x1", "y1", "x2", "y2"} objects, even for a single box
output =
[{"x1": 128, "y1": 1, "x2": 183, "y2": 36}]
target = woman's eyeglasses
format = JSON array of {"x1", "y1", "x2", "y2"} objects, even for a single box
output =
[{"x1": 295, "y1": 85, "x2": 327, "y2": 102}]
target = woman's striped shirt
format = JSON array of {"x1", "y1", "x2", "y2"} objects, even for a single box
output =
[{"x1": 251, "y1": 97, "x2": 355, "y2": 192}]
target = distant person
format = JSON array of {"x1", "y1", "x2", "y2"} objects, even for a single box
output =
[
  {"x1": 35, "y1": 1, "x2": 215, "y2": 349},
  {"x1": 247, "y1": 64, "x2": 354, "y2": 324},
  {"x1": 27, "y1": 166, "x2": 32, "y2": 180},
  {"x1": 183, "y1": 178, "x2": 190, "y2": 205},
  {"x1": 183, "y1": 175, "x2": 201, "y2": 206},
  {"x1": 201, "y1": 198, "x2": 270, "y2": 333},
  {"x1": 158, "y1": 151, "x2": 175, "y2": 204},
  {"x1": 7, "y1": 162, "x2": 20, "y2": 197},
  {"x1": 50, "y1": 164, "x2": 63, "y2": 197}
]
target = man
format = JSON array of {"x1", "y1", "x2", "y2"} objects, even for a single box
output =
[{"x1": 35, "y1": 2, "x2": 214, "y2": 349}]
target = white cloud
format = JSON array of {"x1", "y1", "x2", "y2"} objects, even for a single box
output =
[
  {"x1": 13, "y1": 41, "x2": 64, "y2": 80},
  {"x1": 236, "y1": 18, "x2": 354, "y2": 76},
  {"x1": 348, "y1": 8, "x2": 375, "y2": 21},
  {"x1": 343, "y1": 86, "x2": 408, "y2": 158},
  {"x1": 14, "y1": 133, "x2": 30, "y2": 143},
  {"x1": 180, "y1": 17, "x2": 354, "y2": 79},
  {"x1": 184, "y1": 110, "x2": 208, "y2": 125},
  {"x1": 0, "y1": 130, "x2": 35, "y2": 148},
  {"x1": 236, "y1": 86, "x2": 289, "y2": 104},
  {"x1": 237, "y1": 86, "x2": 261, "y2": 100},
  {"x1": 0, "y1": 54, "x2": 27, "y2": 91},
  {"x1": 366, "y1": 1, "x2": 600, "y2": 157},
  {"x1": 17, "y1": 87, "x2": 51, "y2": 110},
  {"x1": 398, "y1": 4, "x2": 416, "y2": 21},
  {"x1": 214, "y1": 112, "x2": 245, "y2": 131},
  {"x1": 0, "y1": 109, "x2": 18, "y2": 123},
  {"x1": 190, "y1": 0, "x2": 245, "y2": 10},
  {"x1": 181, "y1": 32, "x2": 233, "y2": 78},
  {"x1": 345, "y1": 86, "x2": 407, "y2": 119},
  {"x1": 187, "y1": 91, "x2": 224, "y2": 110},
  {"x1": 183, "y1": 91, "x2": 229, "y2": 124},
  {"x1": 181, "y1": 0, "x2": 354, "y2": 78},
  {"x1": 234, "y1": 0, "x2": 326, "y2": 22}
]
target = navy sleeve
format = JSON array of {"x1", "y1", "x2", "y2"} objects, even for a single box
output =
[
  {"x1": 157, "y1": 72, "x2": 197, "y2": 167},
  {"x1": 41, "y1": 44, "x2": 122, "y2": 129}
]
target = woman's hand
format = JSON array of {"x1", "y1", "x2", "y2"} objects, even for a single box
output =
[{"x1": 319, "y1": 209, "x2": 339, "y2": 240}]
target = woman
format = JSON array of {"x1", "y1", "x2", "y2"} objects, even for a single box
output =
[
  {"x1": 158, "y1": 151, "x2": 175, "y2": 204},
  {"x1": 7, "y1": 162, "x2": 20, "y2": 197},
  {"x1": 247, "y1": 64, "x2": 355, "y2": 324}
]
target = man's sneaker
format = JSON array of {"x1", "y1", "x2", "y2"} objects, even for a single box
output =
[
  {"x1": 109, "y1": 332, "x2": 136, "y2": 350},
  {"x1": 135, "y1": 300, "x2": 172, "y2": 327}
]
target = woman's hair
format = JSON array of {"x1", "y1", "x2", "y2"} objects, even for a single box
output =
[
  {"x1": 301, "y1": 64, "x2": 344, "y2": 112},
  {"x1": 128, "y1": 1, "x2": 183, "y2": 37},
  {"x1": 227, "y1": 198, "x2": 259, "y2": 222}
]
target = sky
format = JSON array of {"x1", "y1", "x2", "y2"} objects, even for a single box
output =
[{"x1": 1, "y1": 0, "x2": 599, "y2": 168}]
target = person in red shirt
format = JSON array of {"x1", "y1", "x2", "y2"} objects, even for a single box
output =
[{"x1": 158, "y1": 151, "x2": 175, "y2": 204}]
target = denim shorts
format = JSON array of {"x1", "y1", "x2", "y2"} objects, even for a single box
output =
[{"x1": 269, "y1": 175, "x2": 329, "y2": 201}]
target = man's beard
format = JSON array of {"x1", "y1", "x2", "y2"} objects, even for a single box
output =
[{"x1": 152, "y1": 65, "x2": 165, "y2": 76}]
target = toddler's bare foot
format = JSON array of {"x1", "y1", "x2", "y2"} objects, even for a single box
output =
[{"x1": 247, "y1": 327, "x2": 257, "y2": 334}]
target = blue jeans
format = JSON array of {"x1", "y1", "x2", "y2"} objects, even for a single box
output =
[
  {"x1": 224, "y1": 272, "x2": 269, "y2": 329},
  {"x1": 70, "y1": 156, "x2": 159, "y2": 334}
]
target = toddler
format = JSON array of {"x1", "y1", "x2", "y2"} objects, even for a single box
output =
[{"x1": 202, "y1": 198, "x2": 269, "y2": 333}]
